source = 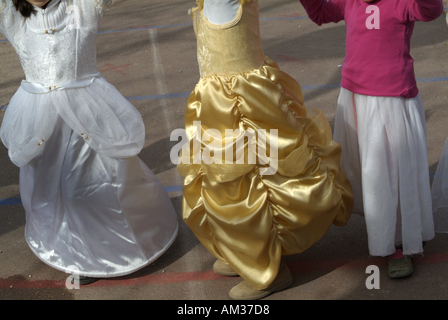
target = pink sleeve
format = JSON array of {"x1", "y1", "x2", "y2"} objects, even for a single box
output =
[
  {"x1": 299, "y1": 0, "x2": 345, "y2": 26},
  {"x1": 399, "y1": 0, "x2": 444, "y2": 22}
]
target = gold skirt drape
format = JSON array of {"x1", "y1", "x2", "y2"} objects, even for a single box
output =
[{"x1": 177, "y1": 57, "x2": 353, "y2": 290}]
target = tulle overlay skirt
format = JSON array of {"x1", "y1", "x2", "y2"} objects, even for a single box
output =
[
  {"x1": 333, "y1": 88, "x2": 434, "y2": 257},
  {"x1": 177, "y1": 57, "x2": 353, "y2": 290},
  {"x1": 0, "y1": 77, "x2": 145, "y2": 168},
  {"x1": 20, "y1": 116, "x2": 178, "y2": 277},
  {"x1": 431, "y1": 137, "x2": 448, "y2": 233}
]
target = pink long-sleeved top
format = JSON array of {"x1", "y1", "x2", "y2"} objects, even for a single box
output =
[{"x1": 299, "y1": 0, "x2": 443, "y2": 98}]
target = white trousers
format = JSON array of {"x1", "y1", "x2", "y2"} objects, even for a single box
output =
[{"x1": 333, "y1": 88, "x2": 434, "y2": 256}]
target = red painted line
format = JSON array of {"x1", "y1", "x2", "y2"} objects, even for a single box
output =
[
  {"x1": 98, "y1": 63, "x2": 132, "y2": 75},
  {"x1": 0, "y1": 270, "x2": 226, "y2": 289},
  {"x1": 1, "y1": 253, "x2": 447, "y2": 289},
  {"x1": 274, "y1": 54, "x2": 305, "y2": 63}
]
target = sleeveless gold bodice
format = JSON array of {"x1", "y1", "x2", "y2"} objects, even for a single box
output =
[{"x1": 192, "y1": 0, "x2": 265, "y2": 78}]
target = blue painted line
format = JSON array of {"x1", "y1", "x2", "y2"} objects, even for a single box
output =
[
  {"x1": 260, "y1": 16, "x2": 308, "y2": 21},
  {"x1": 124, "y1": 76, "x2": 448, "y2": 102},
  {"x1": 1, "y1": 76, "x2": 446, "y2": 111},
  {"x1": 417, "y1": 76, "x2": 448, "y2": 83},
  {"x1": 0, "y1": 185, "x2": 184, "y2": 206},
  {"x1": 0, "y1": 171, "x2": 439, "y2": 206},
  {"x1": 165, "y1": 185, "x2": 183, "y2": 193},
  {"x1": 0, "y1": 16, "x2": 310, "y2": 42},
  {"x1": 0, "y1": 198, "x2": 22, "y2": 206},
  {"x1": 0, "y1": 76, "x2": 447, "y2": 111},
  {"x1": 1, "y1": 11, "x2": 447, "y2": 42}
]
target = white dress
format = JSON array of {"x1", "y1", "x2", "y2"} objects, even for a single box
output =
[{"x1": 0, "y1": 0, "x2": 178, "y2": 277}]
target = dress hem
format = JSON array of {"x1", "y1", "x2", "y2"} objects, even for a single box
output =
[
  {"x1": 368, "y1": 234, "x2": 435, "y2": 257},
  {"x1": 25, "y1": 222, "x2": 179, "y2": 278}
]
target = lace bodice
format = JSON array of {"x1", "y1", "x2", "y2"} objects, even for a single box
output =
[{"x1": 0, "y1": 0, "x2": 112, "y2": 86}]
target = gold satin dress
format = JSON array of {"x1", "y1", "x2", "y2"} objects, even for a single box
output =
[{"x1": 177, "y1": 0, "x2": 353, "y2": 290}]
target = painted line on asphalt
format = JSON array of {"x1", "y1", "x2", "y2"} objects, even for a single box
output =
[
  {"x1": 125, "y1": 76, "x2": 448, "y2": 102},
  {"x1": 0, "y1": 185, "x2": 183, "y2": 206},
  {"x1": 0, "y1": 75, "x2": 444, "y2": 206},
  {"x1": 0, "y1": 169, "x2": 437, "y2": 206},
  {"x1": 0, "y1": 172, "x2": 440, "y2": 206},
  {"x1": 0, "y1": 198, "x2": 22, "y2": 206},
  {"x1": 2, "y1": 10, "x2": 447, "y2": 42},
  {"x1": 2, "y1": 77, "x2": 447, "y2": 110},
  {"x1": 1, "y1": 252, "x2": 448, "y2": 289},
  {"x1": 0, "y1": 16, "x2": 309, "y2": 42},
  {"x1": 2, "y1": 76, "x2": 447, "y2": 111}
]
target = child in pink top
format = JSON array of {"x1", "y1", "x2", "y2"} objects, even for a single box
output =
[{"x1": 299, "y1": 0, "x2": 443, "y2": 278}]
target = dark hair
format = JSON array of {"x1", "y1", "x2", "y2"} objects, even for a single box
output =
[{"x1": 12, "y1": 0, "x2": 37, "y2": 18}]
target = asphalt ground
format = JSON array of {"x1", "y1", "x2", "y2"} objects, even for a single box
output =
[{"x1": 0, "y1": 0, "x2": 448, "y2": 301}]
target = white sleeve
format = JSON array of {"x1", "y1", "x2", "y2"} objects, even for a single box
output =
[
  {"x1": 68, "y1": 0, "x2": 113, "y2": 31},
  {"x1": 0, "y1": 0, "x2": 20, "y2": 43}
]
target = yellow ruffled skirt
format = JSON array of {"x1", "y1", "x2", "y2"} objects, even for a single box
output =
[{"x1": 177, "y1": 57, "x2": 353, "y2": 290}]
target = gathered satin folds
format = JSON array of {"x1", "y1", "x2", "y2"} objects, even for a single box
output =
[{"x1": 178, "y1": 0, "x2": 353, "y2": 290}]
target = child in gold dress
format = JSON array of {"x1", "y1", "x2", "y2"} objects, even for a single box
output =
[{"x1": 177, "y1": 0, "x2": 353, "y2": 300}]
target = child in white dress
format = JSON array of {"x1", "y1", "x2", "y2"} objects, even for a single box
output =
[{"x1": 0, "y1": 0, "x2": 178, "y2": 284}]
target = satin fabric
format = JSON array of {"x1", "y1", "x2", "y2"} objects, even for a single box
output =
[
  {"x1": 178, "y1": 0, "x2": 353, "y2": 290},
  {"x1": 20, "y1": 72, "x2": 101, "y2": 94},
  {"x1": 20, "y1": 116, "x2": 179, "y2": 277}
]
